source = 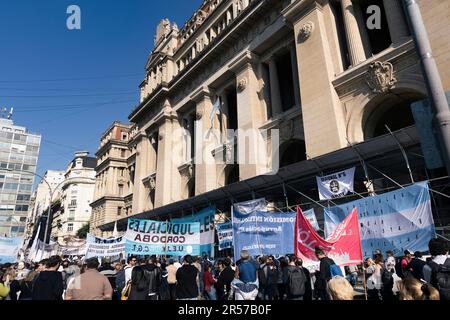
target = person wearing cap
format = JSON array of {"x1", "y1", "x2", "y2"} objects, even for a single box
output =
[{"x1": 64, "y1": 257, "x2": 112, "y2": 300}]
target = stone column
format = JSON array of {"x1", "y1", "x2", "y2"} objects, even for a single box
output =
[
  {"x1": 383, "y1": 0, "x2": 410, "y2": 44},
  {"x1": 341, "y1": 0, "x2": 367, "y2": 66},
  {"x1": 191, "y1": 86, "x2": 218, "y2": 195},
  {"x1": 268, "y1": 58, "x2": 283, "y2": 117},
  {"x1": 290, "y1": 45, "x2": 302, "y2": 108},
  {"x1": 354, "y1": 1, "x2": 372, "y2": 58},
  {"x1": 131, "y1": 133, "x2": 151, "y2": 213},
  {"x1": 230, "y1": 52, "x2": 267, "y2": 180}
]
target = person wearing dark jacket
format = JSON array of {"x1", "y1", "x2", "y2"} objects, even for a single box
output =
[
  {"x1": 409, "y1": 251, "x2": 427, "y2": 281},
  {"x1": 216, "y1": 258, "x2": 235, "y2": 300},
  {"x1": 128, "y1": 266, "x2": 150, "y2": 300},
  {"x1": 315, "y1": 247, "x2": 335, "y2": 301},
  {"x1": 32, "y1": 256, "x2": 64, "y2": 300},
  {"x1": 143, "y1": 257, "x2": 161, "y2": 300}
]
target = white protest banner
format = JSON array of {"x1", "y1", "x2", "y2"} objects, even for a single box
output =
[
  {"x1": 316, "y1": 167, "x2": 355, "y2": 200},
  {"x1": 0, "y1": 237, "x2": 22, "y2": 263},
  {"x1": 125, "y1": 219, "x2": 200, "y2": 256},
  {"x1": 85, "y1": 234, "x2": 125, "y2": 259}
]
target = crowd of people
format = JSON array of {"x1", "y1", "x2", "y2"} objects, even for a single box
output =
[{"x1": 0, "y1": 238, "x2": 448, "y2": 301}]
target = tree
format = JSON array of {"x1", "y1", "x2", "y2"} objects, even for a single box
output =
[{"x1": 76, "y1": 222, "x2": 90, "y2": 239}]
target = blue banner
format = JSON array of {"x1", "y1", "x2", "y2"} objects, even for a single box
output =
[
  {"x1": 324, "y1": 182, "x2": 436, "y2": 258},
  {"x1": 125, "y1": 219, "x2": 201, "y2": 257},
  {"x1": 0, "y1": 236, "x2": 22, "y2": 264},
  {"x1": 232, "y1": 199, "x2": 296, "y2": 258},
  {"x1": 216, "y1": 222, "x2": 233, "y2": 251},
  {"x1": 172, "y1": 206, "x2": 216, "y2": 257}
]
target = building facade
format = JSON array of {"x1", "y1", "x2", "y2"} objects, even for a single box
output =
[
  {"x1": 50, "y1": 152, "x2": 96, "y2": 243},
  {"x1": 0, "y1": 117, "x2": 41, "y2": 237},
  {"x1": 95, "y1": 0, "x2": 450, "y2": 238},
  {"x1": 90, "y1": 122, "x2": 132, "y2": 237}
]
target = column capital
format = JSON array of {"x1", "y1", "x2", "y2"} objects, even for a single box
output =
[
  {"x1": 228, "y1": 50, "x2": 259, "y2": 74},
  {"x1": 190, "y1": 85, "x2": 211, "y2": 103}
]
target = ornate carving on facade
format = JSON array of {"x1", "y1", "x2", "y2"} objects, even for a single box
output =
[
  {"x1": 238, "y1": 78, "x2": 248, "y2": 92},
  {"x1": 196, "y1": 10, "x2": 208, "y2": 26},
  {"x1": 365, "y1": 61, "x2": 397, "y2": 93},
  {"x1": 154, "y1": 19, "x2": 171, "y2": 46},
  {"x1": 178, "y1": 161, "x2": 194, "y2": 182},
  {"x1": 195, "y1": 105, "x2": 204, "y2": 120},
  {"x1": 149, "y1": 176, "x2": 156, "y2": 190},
  {"x1": 298, "y1": 21, "x2": 314, "y2": 43}
]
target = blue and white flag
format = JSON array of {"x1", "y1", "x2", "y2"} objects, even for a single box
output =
[
  {"x1": 210, "y1": 97, "x2": 221, "y2": 123},
  {"x1": 324, "y1": 181, "x2": 436, "y2": 258},
  {"x1": 0, "y1": 236, "x2": 22, "y2": 264},
  {"x1": 216, "y1": 222, "x2": 233, "y2": 251}
]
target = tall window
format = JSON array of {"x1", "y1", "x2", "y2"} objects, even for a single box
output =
[
  {"x1": 67, "y1": 223, "x2": 74, "y2": 232},
  {"x1": 118, "y1": 184, "x2": 124, "y2": 197},
  {"x1": 117, "y1": 206, "x2": 123, "y2": 216},
  {"x1": 68, "y1": 210, "x2": 75, "y2": 221}
]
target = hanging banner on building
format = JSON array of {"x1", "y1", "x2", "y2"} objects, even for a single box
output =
[
  {"x1": 85, "y1": 234, "x2": 125, "y2": 259},
  {"x1": 324, "y1": 181, "x2": 436, "y2": 259},
  {"x1": 172, "y1": 206, "x2": 216, "y2": 256},
  {"x1": 125, "y1": 219, "x2": 200, "y2": 256},
  {"x1": 0, "y1": 236, "x2": 22, "y2": 264},
  {"x1": 30, "y1": 240, "x2": 59, "y2": 262},
  {"x1": 216, "y1": 222, "x2": 233, "y2": 251},
  {"x1": 295, "y1": 207, "x2": 363, "y2": 273},
  {"x1": 316, "y1": 167, "x2": 355, "y2": 200},
  {"x1": 232, "y1": 198, "x2": 295, "y2": 258},
  {"x1": 303, "y1": 208, "x2": 320, "y2": 231}
]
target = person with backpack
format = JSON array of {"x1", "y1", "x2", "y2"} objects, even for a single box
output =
[
  {"x1": 381, "y1": 260, "x2": 396, "y2": 301},
  {"x1": 409, "y1": 251, "x2": 427, "y2": 281},
  {"x1": 423, "y1": 238, "x2": 450, "y2": 300},
  {"x1": 127, "y1": 266, "x2": 150, "y2": 300},
  {"x1": 396, "y1": 250, "x2": 413, "y2": 279},
  {"x1": 285, "y1": 255, "x2": 307, "y2": 300},
  {"x1": 114, "y1": 262, "x2": 126, "y2": 300},
  {"x1": 314, "y1": 246, "x2": 340, "y2": 301}
]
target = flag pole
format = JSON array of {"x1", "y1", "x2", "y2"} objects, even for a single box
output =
[{"x1": 356, "y1": 208, "x2": 368, "y2": 301}]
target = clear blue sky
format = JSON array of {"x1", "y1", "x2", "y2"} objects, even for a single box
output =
[{"x1": 0, "y1": 0, "x2": 201, "y2": 183}]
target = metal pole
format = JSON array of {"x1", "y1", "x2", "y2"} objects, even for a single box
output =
[
  {"x1": 403, "y1": 0, "x2": 450, "y2": 176},
  {"x1": 43, "y1": 190, "x2": 54, "y2": 244},
  {"x1": 385, "y1": 126, "x2": 415, "y2": 184},
  {"x1": 346, "y1": 138, "x2": 375, "y2": 195}
]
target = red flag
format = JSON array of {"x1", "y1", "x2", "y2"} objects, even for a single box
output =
[{"x1": 295, "y1": 206, "x2": 362, "y2": 272}]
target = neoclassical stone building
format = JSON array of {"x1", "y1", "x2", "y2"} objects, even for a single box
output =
[{"x1": 95, "y1": 0, "x2": 450, "y2": 239}]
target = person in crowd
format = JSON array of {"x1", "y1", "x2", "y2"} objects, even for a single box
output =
[
  {"x1": 65, "y1": 257, "x2": 112, "y2": 300},
  {"x1": 397, "y1": 276, "x2": 440, "y2": 300},
  {"x1": 193, "y1": 256, "x2": 203, "y2": 298},
  {"x1": 257, "y1": 256, "x2": 268, "y2": 300},
  {"x1": 385, "y1": 251, "x2": 396, "y2": 272},
  {"x1": 176, "y1": 255, "x2": 199, "y2": 300},
  {"x1": 265, "y1": 255, "x2": 280, "y2": 300},
  {"x1": 366, "y1": 254, "x2": 383, "y2": 300},
  {"x1": 230, "y1": 250, "x2": 259, "y2": 300},
  {"x1": 285, "y1": 255, "x2": 308, "y2": 300},
  {"x1": 61, "y1": 260, "x2": 71, "y2": 289},
  {"x1": 166, "y1": 259, "x2": 178, "y2": 300},
  {"x1": 396, "y1": 250, "x2": 413, "y2": 279},
  {"x1": 16, "y1": 261, "x2": 30, "y2": 281},
  {"x1": 159, "y1": 261, "x2": 170, "y2": 300},
  {"x1": 99, "y1": 259, "x2": 116, "y2": 292},
  {"x1": 314, "y1": 247, "x2": 336, "y2": 301},
  {"x1": 0, "y1": 271, "x2": 9, "y2": 300},
  {"x1": 216, "y1": 258, "x2": 234, "y2": 300},
  {"x1": 113, "y1": 262, "x2": 124, "y2": 300},
  {"x1": 327, "y1": 276, "x2": 354, "y2": 300},
  {"x1": 345, "y1": 265, "x2": 359, "y2": 287},
  {"x1": 124, "y1": 256, "x2": 137, "y2": 284},
  {"x1": 278, "y1": 256, "x2": 288, "y2": 300},
  {"x1": 203, "y1": 263, "x2": 217, "y2": 300},
  {"x1": 423, "y1": 238, "x2": 450, "y2": 300},
  {"x1": 32, "y1": 255, "x2": 64, "y2": 300},
  {"x1": 125, "y1": 266, "x2": 149, "y2": 300},
  {"x1": 409, "y1": 251, "x2": 427, "y2": 281},
  {"x1": 143, "y1": 256, "x2": 161, "y2": 300}
]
